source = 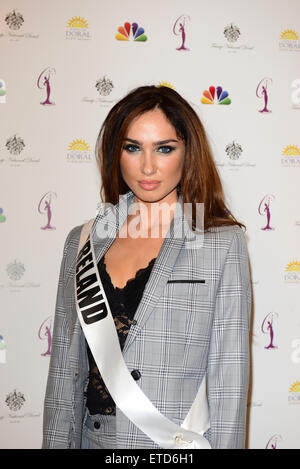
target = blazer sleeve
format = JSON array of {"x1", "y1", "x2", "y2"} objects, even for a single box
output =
[
  {"x1": 206, "y1": 227, "x2": 251, "y2": 449},
  {"x1": 42, "y1": 229, "x2": 74, "y2": 449}
]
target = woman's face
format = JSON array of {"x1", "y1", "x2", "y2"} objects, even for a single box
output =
[{"x1": 120, "y1": 108, "x2": 185, "y2": 205}]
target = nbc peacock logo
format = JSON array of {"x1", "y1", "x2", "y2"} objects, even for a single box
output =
[
  {"x1": 66, "y1": 16, "x2": 90, "y2": 40},
  {"x1": 288, "y1": 381, "x2": 300, "y2": 404},
  {"x1": 115, "y1": 22, "x2": 147, "y2": 41},
  {"x1": 281, "y1": 145, "x2": 300, "y2": 167},
  {"x1": 201, "y1": 86, "x2": 231, "y2": 105},
  {"x1": 284, "y1": 261, "x2": 300, "y2": 283},
  {"x1": 279, "y1": 29, "x2": 300, "y2": 51},
  {"x1": 0, "y1": 79, "x2": 6, "y2": 104},
  {"x1": 67, "y1": 139, "x2": 92, "y2": 163}
]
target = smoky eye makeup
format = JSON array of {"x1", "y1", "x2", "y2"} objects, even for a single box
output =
[
  {"x1": 123, "y1": 143, "x2": 140, "y2": 152},
  {"x1": 122, "y1": 143, "x2": 176, "y2": 154}
]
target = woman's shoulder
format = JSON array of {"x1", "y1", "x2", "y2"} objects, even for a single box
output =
[
  {"x1": 203, "y1": 224, "x2": 248, "y2": 252},
  {"x1": 64, "y1": 223, "x2": 85, "y2": 250},
  {"x1": 61, "y1": 223, "x2": 87, "y2": 280}
]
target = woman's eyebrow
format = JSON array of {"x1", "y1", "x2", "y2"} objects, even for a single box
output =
[{"x1": 123, "y1": 138, "x2": 179, "y2": 146}]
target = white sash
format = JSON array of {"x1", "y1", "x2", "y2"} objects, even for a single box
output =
[{"x1": 75, "y1": 220, "x2": 211, "y2": 449}]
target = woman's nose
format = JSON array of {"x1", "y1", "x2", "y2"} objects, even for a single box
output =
[{"x1": 140, "y1": 151, "x2": 157, "y2": 175}]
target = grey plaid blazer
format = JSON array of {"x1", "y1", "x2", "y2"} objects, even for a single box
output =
[{"x1": 42, "y1": 190, "x2": 251, "y2": 449}]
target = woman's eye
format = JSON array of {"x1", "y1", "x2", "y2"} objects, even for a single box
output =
[
  {"x1": 123, "y1": 144, "x2": 140, "y2": 152},
  {"x1": 157, "y1": 146, "x2": 175, "y2": 154}
]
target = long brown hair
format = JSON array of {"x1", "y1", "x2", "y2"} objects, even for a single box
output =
[{"x1": 96, "y1": 85, "x2": 244, "y2": 231}]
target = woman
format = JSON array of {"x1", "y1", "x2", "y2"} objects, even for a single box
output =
[{"x1": 42, "y1": 85, "x2": 251, "y2": 449}]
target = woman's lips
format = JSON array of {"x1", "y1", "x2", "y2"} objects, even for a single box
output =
[{"x1": 138, "y1": 181, "x2": 161, "y2": 190}]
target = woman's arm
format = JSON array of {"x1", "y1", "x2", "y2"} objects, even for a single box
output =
[
  {"x1": 207, "y1": 227, "x2": 251, "y2": 449},
  {"x1": 42, "y1": 230, "x2": 75, "y2": 449}
]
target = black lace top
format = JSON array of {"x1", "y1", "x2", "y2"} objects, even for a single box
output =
[{"x1": 85, "y1": 254, "x2": 156, "y2": 416}]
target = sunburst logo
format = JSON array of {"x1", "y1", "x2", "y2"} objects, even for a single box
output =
[
  {"x1": 68, "y1": 139, "x2": 90, "y2": 152},
  {"x1": 282, "y1": 145, "x2": 300, "y2": 156},
  {"x1": 288, "y1": 381, "x2": 300, "y2": 404},
  {"x1": 156, "y1": 81, "x2": 175, "y2": 89},
  {"x1": 285, "y1": 261, "x2": 300, "y2": 272},
  {"x1": 281, "y1": 145, "x2": 300, "y2": 167},
  {"x1": 67, "y1": 17, "x2": 88, "y2": 28},
  {"x1": 201, "y1": 86, "x2": 231, "y2": 105},
  {"x1": 115, "y1": 22, "x2": 147, "y2": 41},
  {"x1": 289, "y1": 381, "x2": 300, "y2": 392},
  {"x1": 279, "y1": 29, "x2": 300, "y2": 50},
  {"x1": 284, "y1": 261, "x2": 300, "y2": 283},
  {"x1": 66, "y1": 16, "x2": 90, "y2": 40},
  {"x1": 67, "y1": 139, "x2": 92, "y2": 163},
  {"x1": 280, "y1": 29, "x2": 299, "y2": 40}
]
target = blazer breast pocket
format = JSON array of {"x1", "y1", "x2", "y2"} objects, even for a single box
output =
[
  {"x1": 167, "y1": 279, "x2": 205, "y2": 284},
  {"x1": 165, "y1": 279, "x2": 208, "y2": 296}
]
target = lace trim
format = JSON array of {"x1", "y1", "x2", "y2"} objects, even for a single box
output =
[
  {"x1": 86, "y1": 255, "x2": 156, "y2": 416},
  {"x1": 101, "y1": 255, "x2": 156, "y2": 290}
]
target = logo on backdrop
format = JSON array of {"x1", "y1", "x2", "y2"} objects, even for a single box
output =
[
  {"x1": 157, "y1": 82, "x2": 175, "y2": 89},
  {"x1": 215, "y1": 141, "x2": 256, "y2": 171},
  {"x1": 258, "y1": 194, "x2": 275, "y2": 231},
  {"x1": 4, "y1": 10, "x2": 39, "y2": 41},
  {"x1": 66, "y1": 16, "x2": 91, "y2": 40},
  {"x1": 291, "y1": 79, "x2": 300, "y2": 108},
  {"x1": 38, "y1": 317, "x2": 52, "y2": 357},
  {"x1": 4, "y1": 134, "x2": 40, "y2": 165},
  {"x1": 256, "y1": 78, "x2": 272, "y2": 113},
  {"x1": 281, "y1": 144, "x2": 300, "y2": 167},
  {"x1": 82, "y1": 76, "x2": 116, "y2": 107},
  {"x1": 265, "y1": 435, "x2": 283, "y2": 449},
  {"x1": 0, "y1": 79, "x2": 6, "y2": 103},
  {"x1": 225, "y1": 141, "x2": 243, "y2": 160},
  {"x1": 173, "y1": 15, "x2": 190, "y2": 51},
  {"x1": 0, "y1": 207, "x2": 6, "y2": 222},
  {"x1": 37, "y1": 68, "x2": 56, "y2": 106},
  {"x1": 0, "y1": 335, "x2": 6, "y2": 364},
  {"x1": 284, "y1": 261, "x2": 300, "y2": 283},
  {"x1": 6, "y1": 260, "x2": 25, "y2": 281},
  {"x1": 2, "y1": 261, "x2": 40, "y2": 291},
  {"x1": 201, "y1": 86, "x2": 231, "y2": 105},
  {"x1": 210, "y1": 23, "x2": 254, "y2": 52},
  {"x1": 223, "y1": 23, "x2": 241, "y2": 42},
  {"x1": 115, "y1": 22, "x2": 147, "y2": 41},
  {"x1": 5, "y1": 10, "x2": 24, "y2": 30},
  {"x1": 95, "y1": 76, "x2": 114, "y2": 96},
  {"x1": 5, "y1": 390, "x2": 26, "y2": 411},
  {"x1": 279, "y1": 29, "x2": 300, "y2": 51},
  {"x1": 38, "y1": 191, "x2": 57, "y2": 230},
  {"x1": 261, "y1": 313, "x2": 278, "y2": 350},
  {"x1": 6, "y1": 134, "x2": 25, "y2": 155},
  {"x1": 288, "y1": 381, "x2": 300, "y2": 404},
  {"x1": 67, "y1": 139, "x2": 92, "y2": 163}
]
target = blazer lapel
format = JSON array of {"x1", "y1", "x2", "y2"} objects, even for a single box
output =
[
  {"x1": 122, "y1": 193, "x2": 188, "y2": 354},
  {"x1": 77, "y1": 190, "x2": 190, "y2": 354}
]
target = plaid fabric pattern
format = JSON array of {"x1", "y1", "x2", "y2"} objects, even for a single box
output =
[{"x1": 42, "y1": 190, "x2": 251, "y2": 449}]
